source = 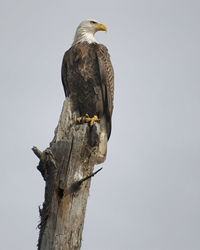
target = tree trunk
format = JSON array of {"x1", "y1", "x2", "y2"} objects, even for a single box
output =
[{"x1": 33, "y1": 98, "x2": 107, "y2": 250}]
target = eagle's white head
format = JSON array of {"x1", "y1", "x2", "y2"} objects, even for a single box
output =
[{"x1": 73, "y1": 19, "x2": 107, "y2": 45}]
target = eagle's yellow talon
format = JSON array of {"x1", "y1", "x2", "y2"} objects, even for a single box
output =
[
  {"x1": 90, "y1": 120, "x2": 94, "y2": 126},
  {"x1": 77, "y1": 116, "x2": 83, "y2": 123},
  {"x1": 88, "y1": 115, "x2": 100, "y2": 127},
  {"x1": 77, "y1": 114, "x2": 100, "y2": 126}
]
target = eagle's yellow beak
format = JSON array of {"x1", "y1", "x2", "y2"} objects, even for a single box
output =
[{"x1": 96, "y1": 23, "x2": 107, "y2": 32}]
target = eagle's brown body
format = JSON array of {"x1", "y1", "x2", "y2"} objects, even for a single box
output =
[{"x1": 61, "y1": 42, "x2": 114, "y2": 139}]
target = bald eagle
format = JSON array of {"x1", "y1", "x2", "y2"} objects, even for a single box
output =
[{"x1": 61, "y1": 19, "x2": 114, "y2": 140}]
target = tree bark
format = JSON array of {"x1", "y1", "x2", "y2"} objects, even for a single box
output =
[{"x1": 33, "y1": 98, "x2": 107, "y2": 250}]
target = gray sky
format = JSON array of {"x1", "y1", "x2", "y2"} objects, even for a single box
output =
[{"x1": 1, "y1": 0, "x2": 200, "y2": 249}]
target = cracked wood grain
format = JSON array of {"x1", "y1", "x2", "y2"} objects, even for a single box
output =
[{"x1": 33, "y1": 98, "x2": 107, "y2": 250}]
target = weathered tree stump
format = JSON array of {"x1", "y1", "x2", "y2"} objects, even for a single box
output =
[{"x1": 33, "y1": 98, "x2": 107, "y2": 250}]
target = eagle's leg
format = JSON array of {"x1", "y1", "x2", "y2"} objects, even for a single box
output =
[
  {"x1": 77, "y1": 114, "x2": 100, "y2": 126},
  {"x1": 85, "y1": 115, "x2": 100, "y2": 127}
]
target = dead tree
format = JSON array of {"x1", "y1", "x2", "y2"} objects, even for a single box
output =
[{"x1": 33, "y1": 98, "x2": 108, "y2": 250}]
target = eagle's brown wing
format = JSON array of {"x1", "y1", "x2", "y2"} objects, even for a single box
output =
[
  {"x1": 61, "y1": 43, "x2": 104, "y2": 115},
  {"x1": 96, "y1": 44, "x2": 114, "y2": 139}
]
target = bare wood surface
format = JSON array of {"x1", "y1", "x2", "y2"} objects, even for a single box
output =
[{"x1": 33, "y1": 98, "x2": 107, "y2": 250}]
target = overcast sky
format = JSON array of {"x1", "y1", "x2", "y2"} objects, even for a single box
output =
[{"x1": 1, "y1": 0, "x2": 200, "y2": 250}]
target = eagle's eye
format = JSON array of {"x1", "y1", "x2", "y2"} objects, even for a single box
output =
[{"x1": 90, "y1": 21, "x2": 97, "y2": 24}]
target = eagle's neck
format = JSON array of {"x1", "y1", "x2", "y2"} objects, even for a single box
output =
[{"x1": 73, "y1": 28, "x2": 98, "y2": 45}]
